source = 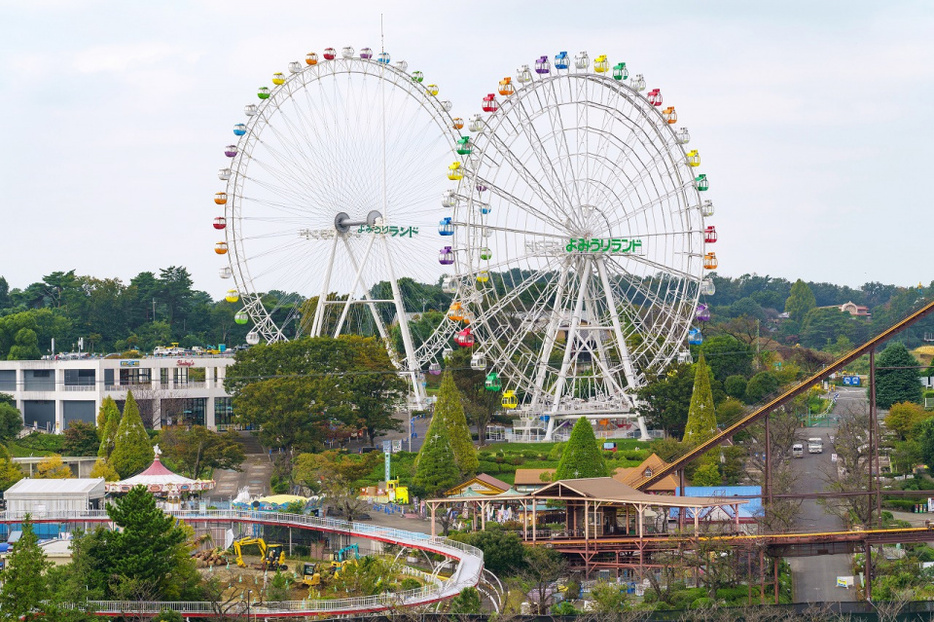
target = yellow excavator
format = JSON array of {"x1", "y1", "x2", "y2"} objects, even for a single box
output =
[
  {"x1": 232, "y1": 537, "x2": 287, "y2": 571},
  {"x1": 301, "y1": 560, "x2": 354, "y2": 587}
]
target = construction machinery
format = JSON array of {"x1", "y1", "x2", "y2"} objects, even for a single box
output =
[
  {"x1": 232, "y1": 537, "x2": 287, "y2": 571},
  {"x1": 301, "y1": 562, "x2": 323, "y2": 587}
]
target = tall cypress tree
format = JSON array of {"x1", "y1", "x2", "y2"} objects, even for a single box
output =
[
  {"x1": 683, "y1": 353, "x2": 721, "y2": 485},
  {"x1": 109, "y1": 391, "x2": 153, "y2": 478},
  {"x1": 435, "y1": 371, "x2": 478, "y2": 477},
  {"x1": 874, "y1": 342, "x2": 922, "y2": 409},
  {"x1": 555, "y1": 417, "x2": 608, "y2": 480},
  {"x1": 683, "y1": 352, "x2": 717, "y2": 446},
  {"x1": 413, "y1": 412, "x2": 461, "y2": 496},
  {"x1": 0, "y1": 515, "x2": 51, "y2": 618},
  {"x1": 97, "y1": 396, "x2": 121, "y2": 459}
]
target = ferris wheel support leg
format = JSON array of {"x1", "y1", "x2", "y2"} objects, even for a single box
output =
[
  {"x1": 529, "y1": 264, "x2": 570, "y2": 411},
  {"x1": 333, "y1": 234, "x2": 379, "y2": 338},
  {"x1": 543, "y1": 416, "x2": 557, "y2": 442},
  {"x1": 311, "y1": 233, "x2": 340, "y2": 337},
  {"x1": 380, "y1": 236, "x2": 423, "y2": 408},
  {"x1": 636, "y1": 415, "x2": 650, "y2": 441},
  {"x1": 550, "y1": 260, "x2": 592, "y2": 414},
  {"x1": 595, "y1": 256, "x2": 638, "y2": 390}
]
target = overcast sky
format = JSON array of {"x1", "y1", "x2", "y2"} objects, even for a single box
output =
[{"x1": 2, "y1": 1, "x2": 931, "y2": 295}]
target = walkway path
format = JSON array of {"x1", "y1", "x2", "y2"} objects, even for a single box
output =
[{"x1": 0, "y1": 509, "x2": 482, "y2": 618}]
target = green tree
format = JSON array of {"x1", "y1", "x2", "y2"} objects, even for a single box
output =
[
  {"x1": 413, "y1": 412, "x2": 460, "y2": 497},
  {"x1": 683, "y1": 353, "x2": 717, "y2": 446},
  {"x1": 35, "y1": 455, "x2": 73, "y2": 479},
  {"x1": 745, "y1": 371, "x2": 781, "y2": 403},
  {"x1": 225, "y1": 336, "x2": 403, "y2": 452},
  {"x1": 450, "y1": 525, "x2": 526, "y2": 576},
  {"x1": 785, "y1": 279, "x2": 817, "y2": 324},
  {"x1": 159, "y1": 426, "x2": 245, "y2": 480},
  {"x1": 0, "y1": 457, "x2": 24, "y2": 491},
  {"x1": 874, "y1": 342, "x2": 922, "y2": 409},
  {"x1": 916, "y1": 418, "x2": 934, "y2": 472},
  {"x1": 692, "y1": 460, "x2": 721, "y2": 486},
  {"x1": 62, "y1": 420, "x2": 100, "y2": 456},
  {"x1": 76, "y1": 486, "x2": 201, "y2": 600},
  {"x1": 8, "y1": 327, "x2": 41, "y2": 360},
  {"x1": 89, "y1": 458, "x2": 120, "y2": 481},
  {"x1": 109, "y1": 391, "x2": 153, "y2": 478},
  {"x1": 435, "y1": 371, "x2": 477, "y2": 477},
  {"x1": 723, "y1": 375, "x2": 747, "y2": 400},
  {"x1": 0, "y1": 400, "x2": 22, "y2": 441},
  {"x1": 292, "y1": 450, "x2": 380, "y2": 521},
  {"x1": 449, "y1": 586, "x2": 482, "y2": 614},
  {"x1": 97, "y1": 396, "x2": 121, "y2": 458},
  {"x1": 0, "y1": 516, "x2": 51, "y2": 619},
  {"x1": 885, "y1": 402, "x2": 929, "y2": 440},
  {"x1": 555, "y1": 417, "x2": 607, "y2": 480},
  {"x1": 700, "y1": 335, "x2": 754, "y2": 382},
  {"x1": 590, "y1": 580, "x2": 629, "y2": 613},
  {"x1": 637, "y1": 362, "x2": 695, "y2": 438}
]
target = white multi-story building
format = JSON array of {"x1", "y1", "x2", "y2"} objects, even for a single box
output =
[{"x1": 0, "y1": 355, "x2": 237, "y2": 432}]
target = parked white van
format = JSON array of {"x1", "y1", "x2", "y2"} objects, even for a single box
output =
[
  {"x1": 807, "y1": 438, "x2": 824, "y2": 454},
  {"x1": 792, "y1": 443, "x2": 804, "y2": 458}
]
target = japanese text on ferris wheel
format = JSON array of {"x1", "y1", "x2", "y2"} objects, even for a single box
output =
[
  {"x1": 566, "y1": 238, "x2": 644, "y2": 254},
  {"x1": 357, "y1": 225, "x2": 419, "y2": 237}
]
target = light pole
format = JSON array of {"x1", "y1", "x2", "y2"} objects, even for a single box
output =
[{"x1": 246, "y1": 589, "x2": 252, "y2": 621}]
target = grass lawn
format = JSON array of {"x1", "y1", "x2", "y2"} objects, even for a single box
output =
[{"x1": 7, "y1": 442, "x2": 55, "y2": 457}]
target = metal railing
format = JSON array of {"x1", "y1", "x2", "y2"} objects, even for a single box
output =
[{"x1": 0, "y1": 509, "x2": 483, "y2": 617}]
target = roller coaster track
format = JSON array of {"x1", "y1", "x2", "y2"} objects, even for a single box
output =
[
  {"x1": 636, "y1": 298, "x2": 934, "y2": 491},
  {"x1": 0, "y1": 509, "x2": 483, "y2": 618}
]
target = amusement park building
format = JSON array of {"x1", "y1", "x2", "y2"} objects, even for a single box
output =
[{"x1": 0, "y1": 355, "x2": 237, "y2": 433}]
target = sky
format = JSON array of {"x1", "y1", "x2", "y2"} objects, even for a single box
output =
[{"x1": 1, "y1": 0, "x2": 932, "y2": 296}]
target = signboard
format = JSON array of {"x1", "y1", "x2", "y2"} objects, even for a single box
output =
[
  {"x1": 119, "y1": 360, "x2": 140, "y2": 367},
  {"x1": 836, "y1": 576, "x2": 854, "y2": 588},
  {"x1": 566, "y1": 238, "x2": 643, "y2": 254},
  {"x1": 383, "y1": 440, "x2": 392, "y2": 482},
  {"x1": 391, "y1": 439, "x2": 403, "y2": 453},
  {"x1": 842, "y1": 376, "x2": 861, "y2": 386},
  {"x1": 357, "y1": 225, "x2": 419, "y2": 237},
  {"x1": 177, "y1": 359, "x2": 195, "y2": 367}
]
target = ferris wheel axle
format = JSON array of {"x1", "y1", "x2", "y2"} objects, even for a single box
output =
[{"x1": 334, "y1": 210, "x2": 381, "y2": 233}]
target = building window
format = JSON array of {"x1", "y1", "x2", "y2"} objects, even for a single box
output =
[
  {"x1": 180, "y1": 398, "x2": 206, "y2": 427},
  {"x1": 215, "y1": 397, "x2": 234, "y2": 426}
]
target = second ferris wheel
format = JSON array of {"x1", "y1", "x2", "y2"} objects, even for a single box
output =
[{"x1": 440, "y1": 51, "x2": 718, "y2": 441}]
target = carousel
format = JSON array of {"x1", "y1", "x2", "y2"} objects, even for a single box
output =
[{"x1": 105, "y1": 446, "x2": 216, "y2": 501}]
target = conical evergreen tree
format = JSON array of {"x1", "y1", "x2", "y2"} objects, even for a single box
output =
[
  {"x1": 435, "y1": 371, "x2": 478, "y2": 477},
  {"x1": 413, "y1": 411, "x2": 461, "y2": 496},
  {"x1": 0, "y1": 515, "x2": 51, "y2": 618},
  {"x1": 109, "y1": 391, "x2": 153, "y2": 478},
  {"x1": 683, "y1": 353, "x2": 721, "y2": 485},
  {"x1": 97, "y1": 396, "x2": 121, "y2": 459},
  {"x1": 555, "y1": 417, "x2": 608, "y2": 480},
  {"x1": 683, "y1": 352, "x2": 717, "y2": 446}
]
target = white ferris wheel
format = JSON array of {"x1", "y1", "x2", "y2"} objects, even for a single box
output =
[
  {"x1": 436, "y1": 51, "x2": 719, "y2": 441},
  {"x1": 212, "y1": 46, "x2": 461, "y2": 405}
]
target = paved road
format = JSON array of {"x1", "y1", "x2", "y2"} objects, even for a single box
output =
[{"x1": 787, "y1": 426, "x2": 855, "y2": 603}]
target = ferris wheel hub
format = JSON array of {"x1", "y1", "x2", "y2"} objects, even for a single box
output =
[{"x1": 334, "y1": 209, "x2": 382, "y2": 233}]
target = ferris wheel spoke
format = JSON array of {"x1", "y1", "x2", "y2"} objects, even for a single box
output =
[
  {"x1": 498, "y1": 95, "x2": 576, "y2": 214},
  {"x1": 543, "y1": 79, "x2": 583, "y2": 208},
  {"x1": 473, "y1": 175, "x2": 568, "y2": 234},
  {"x1": 479, "y1": 133, "x2": 566, "y2": 222}
]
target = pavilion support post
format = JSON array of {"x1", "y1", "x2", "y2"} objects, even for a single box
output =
[
  {"x1": 584, "y1": 500, "x2": 589, "y2": 542},
  {"x1": 693, "y1": 508, "x2": 699, "y2": 535},
  {"x1": 733, "y1": 503, "x2": 740, "y2": 532},
  {"x1": 430, "y1": 502, "x2": 436, "y2": 538},
  {"x1": 522, "y1": 500, "x2": 528, "y2": 540},
  {"x1": 532, "y1": 501, "x2": 537, "y2": 542},
  {"x1": 481, "y1": 501, "x2": 487, "y2": 531},
  {"x1": 865, "y1": 541, "x2": 872, "y2": 599},
  {"x1": 637, "y1": 504, "x2": 644, "y2": 538}
]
